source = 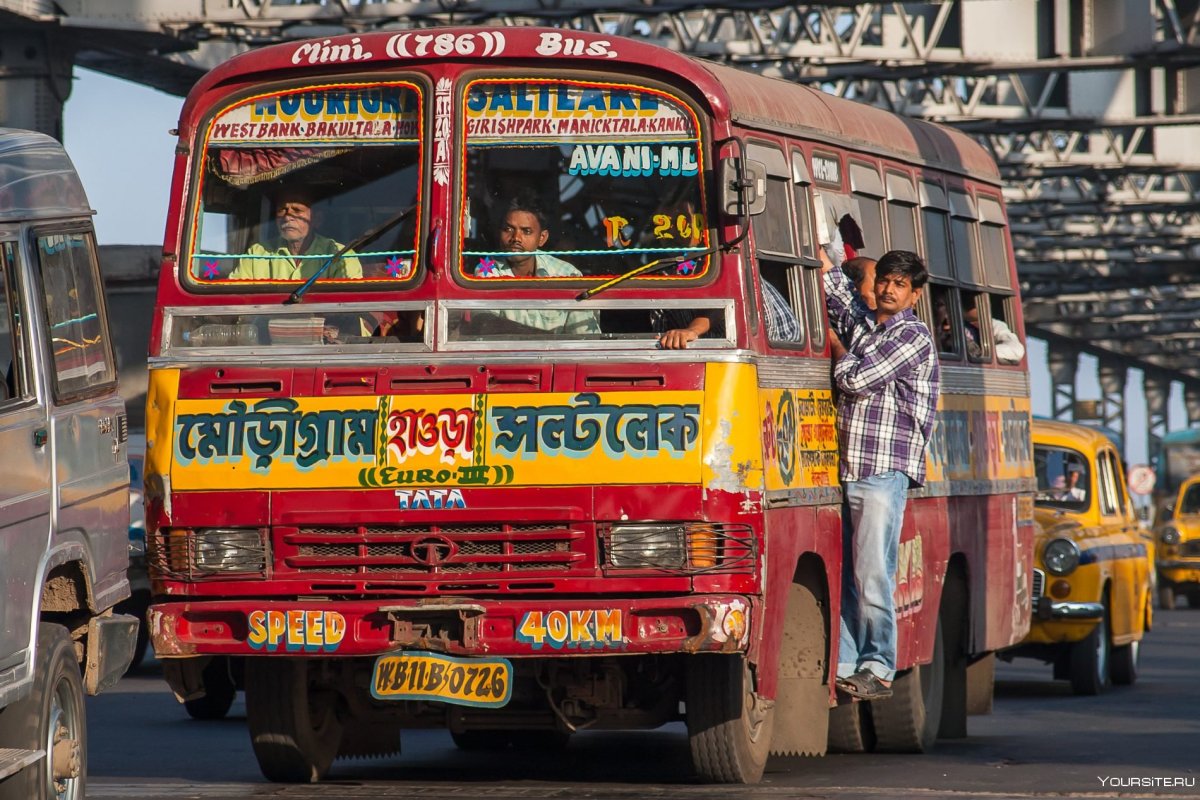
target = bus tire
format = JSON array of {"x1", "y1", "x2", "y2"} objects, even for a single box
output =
[
  {"x1": 0, "y1": 623, "x2": 86, "y2": 800},
  {"x1": 1188, "y1": 589, "x2": 1200, "y2": 609},
  {"x1": 184, "y1": 656, "x2": 237, "y2": 720},
  {"x1": 246, "y1": 658, "x2": 343, "y2": 783},
  {"x1": 938, "y1": 571, "x2": 969, "y2": 739},
  {"x1": 686, "y1": 654, "x2": 773, "y2": 784},
  {"x1": 1068, "y1": 599, "x2": 1110, "y2": 696},
  {"x1": 827, "y1": 701, "x2": 874, "y2": 753},
  {"x1": 871, "y1": 616, "x2": 945, "y2": 753}
]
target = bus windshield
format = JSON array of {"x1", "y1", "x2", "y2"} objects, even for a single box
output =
[
  {"x1": 458, "y1": 78, "x2": 710, "y2": 285},
  {"x1": 186, "y1": 81, "x2": 424, "y2": 289}
]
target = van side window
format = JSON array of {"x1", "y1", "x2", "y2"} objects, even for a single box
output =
[
  {"x1": 36, "y1": 232, "x2": 117, "y2": 398},
  {"x1": 0, "y1": 243, "x2": 29, "y2": 403}
]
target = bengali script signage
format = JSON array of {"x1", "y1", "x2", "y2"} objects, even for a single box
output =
[{"x1": 171, "y1": 390, "x2": 703, "y2": 490}]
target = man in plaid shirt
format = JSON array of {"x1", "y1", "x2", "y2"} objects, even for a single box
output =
[{"x1": 823, "y1": 249, "x2": 940, "y2": 700}]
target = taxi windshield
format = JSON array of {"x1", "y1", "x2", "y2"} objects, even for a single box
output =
[
  {"x1": 186, "y1": 82, "x2": 423, "y2": 290},
  {"x1": 458, "y1": 78, "x2": 710, "y2": 286},
  {"x1": 1179, "y1": 483, "x2": 1200, "y2": 515},
  {"x1": 1034, "y1": 445, "x2": 1090, "y2": 512}
]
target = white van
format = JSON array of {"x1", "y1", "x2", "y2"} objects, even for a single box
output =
[{"x1": 0, "y1": 129, "x2": 137, "y2": 800}]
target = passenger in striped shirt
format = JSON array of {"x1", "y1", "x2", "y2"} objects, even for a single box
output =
[{"x1": 822, "y1": 249, "x2": 940, "y2": 700}]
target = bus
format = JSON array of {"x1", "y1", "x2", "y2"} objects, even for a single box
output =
[
  {"x1": 144, "y1": 27, "x2": 1033, "y2": 784},
  {"x1": 0, "y1": 129, "x2": 138, "y2": 799}
]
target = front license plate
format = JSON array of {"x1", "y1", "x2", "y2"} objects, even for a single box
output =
[{"x1": 371, "y1": 651, "x2": 512, "y2": 708}]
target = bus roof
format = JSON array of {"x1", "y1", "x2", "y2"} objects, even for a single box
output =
[
  {"x1": 0, "y1": 128, "x2": 92, "y2": 222},
  {"x1": 184, "y1": 27, "x2": 999, "y2": 183}
]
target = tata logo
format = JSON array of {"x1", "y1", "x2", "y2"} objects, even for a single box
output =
[
  {"x1": 409, "y1": 535, "x2": 458, "y2": 567},
  {"x1": 395, "y1": 488, "x2": 467, "y2": 511}
]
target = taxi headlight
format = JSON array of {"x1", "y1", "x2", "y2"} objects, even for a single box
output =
[
  {"x1": 607, "y1": 524, "x2": 686, "y2": 569},
  {"x1": 1043, "y1": 538, "x2": 1081, "y2": 576},
  {"x1": 194, "y1": 528, "x2": 266, "y2": 573},
  {"x1": 1160, "y1": 526, "x2": 1181, "y2": 546}
]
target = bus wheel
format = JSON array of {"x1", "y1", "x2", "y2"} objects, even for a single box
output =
[
  {"x1": 1069, "y1": 600, "x2": 1110, "y2": 696},
  {"x1": 686, "y1": 654, "x2": 773, "y2": 784},
  {"x1": 827, "y1": 701, "x2": 875, "y2": 753},
  {"x1": 450, "y1": 730, "x2": 512, "y2": 751},
  {"x1": 0, "y1": 623, "x2": 86, "y2": 800},
  {"x1": 871, "y1": 616, "x2": 945, "y2": 753},
  {"x1": 1159, "y1": 584, "x2": 1175, "y2": 610},
  {"x1": 185, "y1": 657, "x2": 236, "y2": 720},
  {"x1": 246, "y1": 658, "x2": 343, "y2": 783}
]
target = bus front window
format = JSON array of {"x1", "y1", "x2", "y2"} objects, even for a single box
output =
[
  {"x1": 187, "y1": 82, "x2": 424, "y2": 289},
  {"x1": 457, "y1": 79, "x2": 710, "y2": 312}
]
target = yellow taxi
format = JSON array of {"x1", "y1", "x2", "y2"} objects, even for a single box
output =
[
  {"x1": 1155, "y1": 474, "x2": 1200, "y2": 609},
  {"x1": 999, "y1": 420, "x2": 1152, "y2": 695}
]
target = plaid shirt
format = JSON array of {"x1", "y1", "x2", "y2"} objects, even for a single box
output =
[{"x1": 824, "y1": 268, "x2": 939, "y2": 487}]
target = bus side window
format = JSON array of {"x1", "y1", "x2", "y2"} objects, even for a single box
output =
[
  {"x1": 919, "y1": 181, "x2": 954, "y2": 279},
  {"x1": 885, "y1": 171, "x2": 918, "y2": 253},
  {"x1": 0, "y1": 243, "x2": 27, "y2": 403},
  {"x1": 928, "y1": 283, "x2": 964, "y2": 359},
  {"x1": 961, "y1": 290, "x2": 991, "y2": 363},
  {"x1": 850, "y1": 162, "x2": 885, "y2": 254},
  {"x1": 949, "y1": 190, "x2": 984, "y2": 288},
  {"x1": 759, "y1": 262, "x2": 804, "y2": 349}
]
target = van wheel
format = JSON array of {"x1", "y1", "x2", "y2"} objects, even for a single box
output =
[
  {"x1": 686, "y1": 654, "x2": 773, "y2": 784},
  {"x1": 1159, "y1": 584, "x2": 1175, "y2": 610},
  {"x1": 185, "y1": 657, "x2": 237, "y2": 720},
  {"x1": 827, "y1": 701, "x2": 875, "y2": 753},
  {"x1": 246, "y1": 658, "x2": 343, "y2": 783},
  {"x1": 872, "y1": 616, "x2": 945, "y2": 753},
  {"x1": 0, "y1": 623, "x2": 86, "y2": 800},
  {"x1": 1069, "y1": 601, "x2": 1110, "y2": 695}
]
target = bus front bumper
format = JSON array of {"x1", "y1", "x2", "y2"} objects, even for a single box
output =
[{"x1": 148, "y1": 595, "x2": 753, "y2": 659}]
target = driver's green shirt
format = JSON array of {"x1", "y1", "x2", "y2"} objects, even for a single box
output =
[{"x1": 230, "y1": 234, "x2": 362, "y2": 280}]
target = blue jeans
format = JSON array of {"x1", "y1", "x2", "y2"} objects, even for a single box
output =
[{"x1": 837, "y1": 470, "x2": 908, "y2": 682}]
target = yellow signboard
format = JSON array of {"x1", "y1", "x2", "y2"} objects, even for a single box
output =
[{"x1": 170, "y1": 389, "x2": 704, "y2": 490}]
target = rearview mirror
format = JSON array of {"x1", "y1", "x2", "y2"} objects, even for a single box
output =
[{"x1": 720, "y1": 158, "x2": 767, "y2": 217}]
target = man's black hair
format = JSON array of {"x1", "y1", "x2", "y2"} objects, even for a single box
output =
[
  {"x1": 842, "y1": 256, "x2": 876, "y2": 285},
  {"x1": 502, "y1": 190, "x2": 550, "y2": 231},
  {"x1": 875, "y1": 250, "x2": 929, "y2": 290}
]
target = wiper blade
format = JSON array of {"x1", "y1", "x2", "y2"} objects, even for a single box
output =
[
  {"x1": 575, "y1": 243, "x2": 723, "y2": 302},
  {"x1": 286, "y1": 202, "x2": 418, "y2": 305}
]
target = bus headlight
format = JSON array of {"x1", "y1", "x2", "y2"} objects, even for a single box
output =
[
  {"x1": 606, "y1": 524, "x2": 686, "y2": 569},
  {"x1": 1043, "y1": 538, "x2": 1081, "y2": 576},
  {"x1": 194, "y1": 528, "x2": 266, "y2": 573},
  {"x1": 1160, "y1": 526, "x2": 1181, "y2": 546}
]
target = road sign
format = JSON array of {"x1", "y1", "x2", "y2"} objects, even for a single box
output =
[{"x1": 1128, "y1": 464, "x2": 1156, "y2": 496}]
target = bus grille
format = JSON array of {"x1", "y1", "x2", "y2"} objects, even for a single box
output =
[
  {"x1": 1031, "y1": 568, "x2": 1045, "y2": 600},
  {"x1": 282, "y1": 524, "x2": 588, "y2": 576}
]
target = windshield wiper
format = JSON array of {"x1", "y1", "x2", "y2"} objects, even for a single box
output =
[
  {"x1": 575, "y1": 242, "x2": 724, "y2": 302},
  {"x1": 286, "y1": 202, "x2": 418, "y2": 305}
]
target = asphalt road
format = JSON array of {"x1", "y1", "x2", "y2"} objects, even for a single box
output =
[{"x1": 87, "y1": 610, "x2": 1200, "y2": 800}]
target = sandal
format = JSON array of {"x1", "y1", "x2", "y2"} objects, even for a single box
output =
[{"x1": 836, "y1": 670, "x2": 893, "y2": 700}]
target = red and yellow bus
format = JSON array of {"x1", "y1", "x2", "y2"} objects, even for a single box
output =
[{"x1": 145, "y1": 27, "x2": 1033, "y2": 784}]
